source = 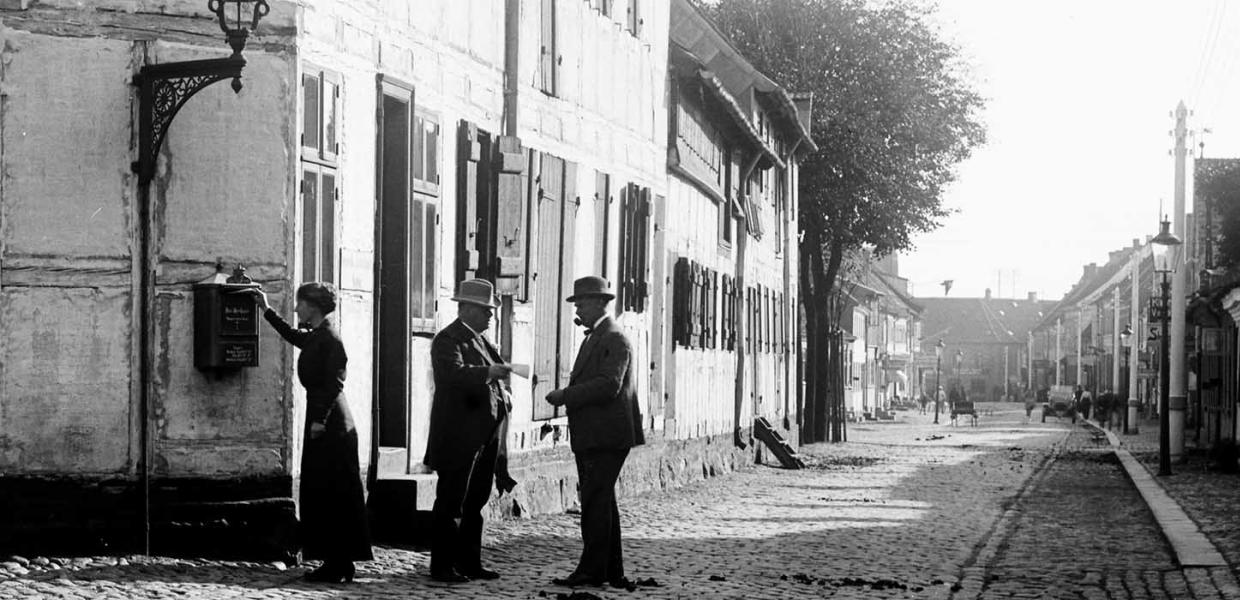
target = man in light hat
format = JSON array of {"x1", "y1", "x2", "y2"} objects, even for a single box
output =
[
  {"x1": 546, "y1": 276, "x2": 644, "y2": 589},
  {"x1": 424, "y1": 279, "x2": 515, "y2": 583}
]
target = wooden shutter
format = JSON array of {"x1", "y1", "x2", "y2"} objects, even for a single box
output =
[
  {"x1": 540, "y1": 0, "x2": 557, "y2": 96},
  {"x1": 636, "y1": 187, "x2": 651, "y2": 312},
  {"x1": 594, "y1": 171, "x2": 610, "y2": 277},
  {"x1": 616, "y1": 184, "x2": 631, "y2": 312},
  {"x1": 494, "y1": 134, "x2": 529, "y2": 298},
  {"x1": 456, "y1": 120, "x2": 483, "y2": 284},
  {"x1": 673, "y1": 257, "x2": 689, "y2": 347},
  {"x1": 532, "y1": 152, "x2": 563, "y2": 420},
  {"x1": 714, "y1": 270, "x2": 724, "y2": 349},
  {"x1": 558, "y1": 161, "x2": 579, "y2": 387}
]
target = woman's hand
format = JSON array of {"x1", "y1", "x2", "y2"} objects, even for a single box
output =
[
  {"x1": 309, "y1": 422, "x2": 326, "y2": 439},
  {"x1": 246, "y1": 288, "x2": 270, "y2": 311}
]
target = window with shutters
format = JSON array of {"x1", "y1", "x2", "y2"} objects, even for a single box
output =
[
  {"x1": 540, "y1": 0, "x2": 559, "y2": 97},
  {"x1": 300, "y1": 66, "x2": 341, "y2": 285},
  {"x1": 302, "y1": 67, "x2": 340, "y2": 165},
  {"x1": 410, "y1": 108, "x2": 441, "y2": 330},
  {"x1": 617, "y1": 184, "x2": 650, "y2": 314},
  {"x1": 626, "y1": 0, "x2": 641, "y2": 37}
]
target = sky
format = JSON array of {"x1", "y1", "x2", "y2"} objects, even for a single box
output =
[{"x1": 900, "y1": 0, "x2": 1240, "y2": 301}]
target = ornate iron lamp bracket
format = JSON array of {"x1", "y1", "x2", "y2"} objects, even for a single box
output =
[{"x1": 132, "y1": 55, "x2": 246, "y2": 185}]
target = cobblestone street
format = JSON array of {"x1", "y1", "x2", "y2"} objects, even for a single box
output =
[{"x1": 2, "y1": 404, "x2": 1235, "y2": 599}]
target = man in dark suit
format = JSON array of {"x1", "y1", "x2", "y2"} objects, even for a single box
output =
[
  {"x1": 424, "y1": 279, "x2": 515, "y2": 583},
  {"x1": 546, "y1": 276, "x2": 644, "y2": 589}
]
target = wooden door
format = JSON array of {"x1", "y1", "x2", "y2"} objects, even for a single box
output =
[{"x1": 375, "y1": 78, "x2": 413, "y2": 475}]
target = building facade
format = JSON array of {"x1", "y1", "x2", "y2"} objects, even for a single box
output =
[{"x1": 0, "y1": 0, "x2": 809, "y2": 557}]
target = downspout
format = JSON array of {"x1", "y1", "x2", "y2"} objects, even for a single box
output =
[
  {"x1": 734, "y1": 152, "x2": 761, "y2": 448},
  {"x1": 502, "y1": 0, "x2": 520, "y2": 139},
  {"x1": 498, "y1": 0, "x2": 521, "y2": 356},
  {"x1": 780, "y1": 138, "x2": 802, "y2": 431}
]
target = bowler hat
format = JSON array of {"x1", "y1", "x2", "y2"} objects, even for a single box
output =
[
  {"x1": 565, "y1": 276, "x2": 615, "y2": 302},
  {"x1": 452, "y1": 278, "x2": 500, "y2": 308}
]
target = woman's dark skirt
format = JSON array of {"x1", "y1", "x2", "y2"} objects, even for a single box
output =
[{"x1": 300, "y1": 423, "x2": 373, "y2": 562}]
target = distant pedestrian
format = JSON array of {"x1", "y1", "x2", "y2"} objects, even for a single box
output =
[
  {"x1": 546, "y1": 276, "x2": 645, "y2": 589},
  {"x1": 1024, "y1": 390, "x2": 1036, "y2": 423},
  {"x1": 918, "y1": 393, "x2": 928, "y2": 414},
  {"x1": 1093, "y1": 390, "x2": 1108, "y2": 428},
  {"x1": 249, "y1": 283, "x2": 372, "y2": 584},
  {"x1": 1078, "y1": 390, "x2": 1092, "y2": 421}
]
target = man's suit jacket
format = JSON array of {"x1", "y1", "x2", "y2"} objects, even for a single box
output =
[
  {"x1": 424, "y1": 319, "x2": 512, "y2": 476},
  {"x1": 560, "y1": 316, "x2": 645, "y2": 454}
]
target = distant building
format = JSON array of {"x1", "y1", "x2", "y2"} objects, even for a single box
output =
[{"x1": 917, "y1": 289, "x2": 1053, "y2": 402}]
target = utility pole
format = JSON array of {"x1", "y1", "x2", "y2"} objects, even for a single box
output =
[
  {"x1": 1055, "y1": 317, "x2": 1063, "y2": 386},
  {"x1": 1112, "y1": 287, "x2": 1121, "y2": 393},
  {"x1": 1076, "y1": 310, "x2": 1083, "y2": 387},
  {"x1": 1128, "y1": 245, "x2": 1141, "y2": 434},
  {"x1": 1171, "y1": 101, "x2": 1189, "y2": 460}
]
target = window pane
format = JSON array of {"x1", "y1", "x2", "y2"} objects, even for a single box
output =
[
  {"x1": 410, "y1": 198, "x2": 426, "y2": 318},
  {"x1": 411, "y1": 115, "x2": 425, "y2": 183},
  {"x1": 424, "y1": 202, "x2": 437, "y2": 317},
  {"x1": 321, "y1": 173, "x2": 336, "y2": 284},
  {"x1": 301, "y1": 169, "x2": 318, "y2": 284},
  {"x1": 324, "y1": 80, "x2": 338, "y2": 156},
  {"x1": 426, "y1": 120, "x2": 439, "y2": 185},
  {"x1": 303, "y1": 74, "x2": 320, "y2": 151}
]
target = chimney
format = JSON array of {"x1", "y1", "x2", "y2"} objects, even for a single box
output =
[
  {"x1": 1133, "y1": 238, "x2": 1141, "y2": 249},
  {"x1": 1083, "y1": 263, "x2": 1098, "y2": 280},
  {"x1": 1027, "y1": 291, "x2": 1038, "y2": 301},
  {"x1": 985, "y1": 288, "x2": 992, "y2": 299}
]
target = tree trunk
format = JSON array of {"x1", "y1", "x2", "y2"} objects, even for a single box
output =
[{"x1": 798, "y1": 239, "x2": 818, "y2": 443}]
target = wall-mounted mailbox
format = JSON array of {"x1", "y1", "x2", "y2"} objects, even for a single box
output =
[{"x1": 194, "y1": 265, "x2": 262, "y2": 370}]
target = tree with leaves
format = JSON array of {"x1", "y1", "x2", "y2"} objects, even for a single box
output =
[{"x1": 701, "y1": 0, "x2": 987, "y2": 442}]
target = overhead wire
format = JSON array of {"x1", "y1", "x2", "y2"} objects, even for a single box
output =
[{"x1": 1188, "y1": 0, "x2": 1226, "y2": 108}]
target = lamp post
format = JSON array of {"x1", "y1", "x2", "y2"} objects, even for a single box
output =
[
  {"x1": 934, "y1": 339, "x2": 945, "y2": 424},
  {"x1": 1151, "y1": 217, "x2": 1182, "y2": 476},
  {"x1": 1121, "y1": 325, "x2": 1133, "y2": 434},
  {"x1": 954, "y1": 350, "x2": 964, "y2": 392},
  {"x1": 132, "y1": 0, "x2": 269, "y2": 556}
]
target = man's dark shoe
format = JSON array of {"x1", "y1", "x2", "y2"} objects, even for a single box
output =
[
  {"x1": 552, "y1": 572, "x2": 602, "y2": 587},
  {"x1": 608, "y1": 576, "x2": 637, "y2": 591},
  {"x1": 459, "y1": 566, "x2": 500, "y2": 580},
  {"x1": 430, "y1": 569, "x2": 470, "y2": 583}
]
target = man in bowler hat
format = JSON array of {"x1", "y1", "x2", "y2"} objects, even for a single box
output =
[
  {"x1": 546, "y1": 276, "x2": 645, "y2": 588},
  {"x1": 424, "y1": 279, "x2": 516, "y2": 583}
]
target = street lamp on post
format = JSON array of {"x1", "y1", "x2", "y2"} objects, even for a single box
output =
[
  {"x1": 131, "y1": 0, "x2": 269, "y2": 556},
  {"x1": 1120, "y1": 325, "x2": 1133, "y2": 434},
  {"x1": 1151, "y1": 217, "x2": 1182, "y2": 476},
  {"x1": 954, "y1": 350, "x2": 964, "y2": 392},
  {"x1": 934, "y1": 340, "x2": 945, "y2": 424}
]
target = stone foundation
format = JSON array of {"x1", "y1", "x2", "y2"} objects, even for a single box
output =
[
  {"x1": 0, "y1": 475, "x2": 297, "y2": 561},
  {"x1": 486, "y1": 426, "x2": 777, "y2": 521}
]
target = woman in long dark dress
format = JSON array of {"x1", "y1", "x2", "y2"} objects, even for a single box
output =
[{"x1": 250, "y1": 282, "x2": 372, "y2": 583}]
